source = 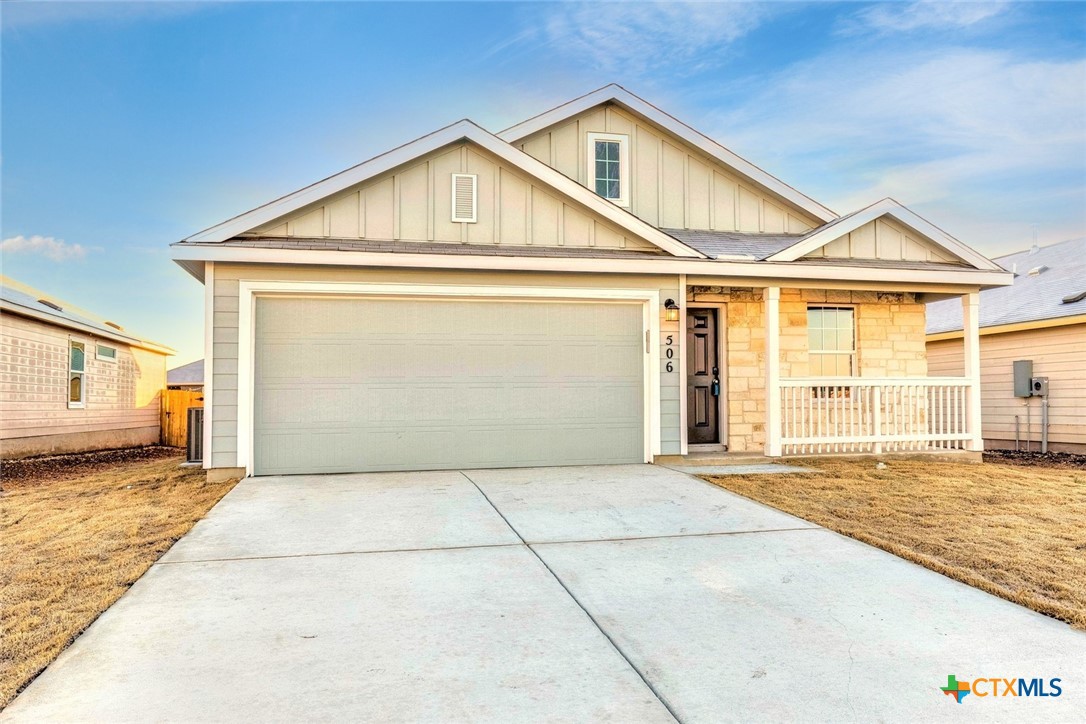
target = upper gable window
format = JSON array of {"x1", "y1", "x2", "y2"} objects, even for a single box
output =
[{"x1": 586, "y1": 132, "x2": 629, "y2": 207}]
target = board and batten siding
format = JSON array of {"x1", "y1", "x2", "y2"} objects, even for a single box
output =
[
  {"x1": 803, "y1": 217, "x2": 960, "y2": 264},
  {"x1": 208, "y1": 264, "x2": 681, "y2": 470},
  {"x1": 244, "y1": 142, "x2": 657, "y2": 252},
  {"x1": 927, "y1": 324, "x2": 1086, "y2": 452},
  {"x1": 514, "y1": 103, "x2": 820, "y2": 234},
  {"x1": 0, "y1": 313, "x2": 165, "y2": 457}
]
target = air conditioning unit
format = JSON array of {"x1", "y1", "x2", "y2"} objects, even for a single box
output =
[{"x1": 186, "y1": 407, "x2": 204, "y2": 463}]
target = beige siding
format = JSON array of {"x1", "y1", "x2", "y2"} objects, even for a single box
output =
[
  {"x1": 208, "y1": 264, "x2": 681, "y2": 469},
  {"x1": 515, "y1": 103, "x2": 820, "y2": 234},
  {"x1": 0, "y1": 313, "x2": 165, "y2": 449},
  {"x1": 246, "y1": 142, "x2": 657, "y2": 252},
  {"x1": 927, "y1": 324, "x2": 1086, "y2": 450},
  {"x1": 688, "y1": 287, "x2": 927, "y2": 452},
  {"x1": 805, "y1": 218, "x2": 959, "y2": 263}
]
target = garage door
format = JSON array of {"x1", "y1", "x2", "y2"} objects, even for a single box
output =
[{"x1": 253, "y1": 296, "x2": 646, "y2": 475}]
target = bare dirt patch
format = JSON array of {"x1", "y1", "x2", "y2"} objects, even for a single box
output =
[
  {"x1": 982, "y1": 449, "x2": 1086, "y2": 470},
  {"x1": 1, "y1": 445, "x2": 184, "y2": 489},
  {"x1": 0, "y1": 452, "x2": 237, "y2": 708},
  {"x1": 702, "y1": 459, "x2": 1086, "y2": 630}
]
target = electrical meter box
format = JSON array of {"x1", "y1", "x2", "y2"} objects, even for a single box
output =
[
  {"x1": 1013, "y1": 360, "x2": 1034, "y2": 398},
  {"x1": 1031, "y1": 377, "x2": 1049, "y2": 397}
]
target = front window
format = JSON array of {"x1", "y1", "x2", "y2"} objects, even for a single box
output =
[
  {"x1": 69, "y1": 340, "x2": 86, "y2": 408},
  {"x1": 586, "y1": 133, "x2": 629, "y2": 206},
  {"x1": 808, "y1": 306, "x2": 855, "y2": 376}
]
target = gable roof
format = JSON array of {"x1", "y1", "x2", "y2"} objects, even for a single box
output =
[
  {"x1": 182, "y1": 119, "x2": 704, "y2": 259},
  {"x1": 766, "y1": 198, "x2": 1003, "y2": 271},
  {"x1": 926, "y1": 237, "x2": 1086, "y2": 334},
  {"x1": 498, "y1": 84, "x2": 837, "y2": 225},
  {"x1": 0, "y1": 276, "x2": 174, "y2": 354},
  {"x1": 168, "y1": 359, "x2": 204, "y2": 386}
]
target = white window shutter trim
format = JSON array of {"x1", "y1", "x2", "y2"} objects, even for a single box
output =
[{"x1": 451, "y1": 173, "x2": 477, "y2": 223}]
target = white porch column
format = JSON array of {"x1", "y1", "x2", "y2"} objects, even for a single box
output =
[
  {"x1": 962, "y1": 291, "x2": 984, "y2": 451},
  {"x1": 764, "y1": 286, "x2": 782, "y2": 457}
]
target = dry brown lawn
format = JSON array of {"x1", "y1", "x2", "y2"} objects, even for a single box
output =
[
  {"x1": 703, "y1": 459, "x2": 1086, "y2": 630},
  {"x1": 0, "y1": 452, "x2": 237, "y2": 707}
]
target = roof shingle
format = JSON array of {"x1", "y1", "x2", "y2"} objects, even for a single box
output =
[{"x1": 926, "y1": 237, "x2": 1086, "y2": 333}]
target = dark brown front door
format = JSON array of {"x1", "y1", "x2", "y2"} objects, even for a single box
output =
[{"x1": 686, "y1": 308, "x2": 720, "y2": 444}]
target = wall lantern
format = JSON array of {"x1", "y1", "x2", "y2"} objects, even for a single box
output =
[{"x1": 664, "y1": 298, "x2": 680, "y2": 322}]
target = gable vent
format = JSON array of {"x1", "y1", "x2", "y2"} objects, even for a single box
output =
[{"x1": 451, "y1": 173, "x2": 477, "y2": 223}]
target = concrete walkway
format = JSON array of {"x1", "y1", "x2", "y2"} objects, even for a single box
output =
[{"x1": 5, "y1": 465, "x2": 1084, "y2": 722}]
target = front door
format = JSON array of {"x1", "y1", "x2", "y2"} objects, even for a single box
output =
[{"x1": 686, "y1": 308, "x2": 720, "y2": 444}]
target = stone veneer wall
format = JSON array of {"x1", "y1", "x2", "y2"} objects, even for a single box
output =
[{"x1": 687, "y1": 287, "x2": 927, "y2": 453}]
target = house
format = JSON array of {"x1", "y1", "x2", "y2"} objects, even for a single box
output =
[
  {"x1": 171, "y1": 84, "x2": 1012, "y2": 479},
  {"x1": 927, "y1": 238, "x2": 1085, "y2": 453},
  {"x1": 0, "y1": 276, "x2": 173, "y2": 458},
  {"x1": 167, "y1": 359, "x2": 204, "y2": 391}
]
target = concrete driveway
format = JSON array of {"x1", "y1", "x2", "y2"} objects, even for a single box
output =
[{"x1": 5, "y1": 465, "x2": 1084, "y2": 723}]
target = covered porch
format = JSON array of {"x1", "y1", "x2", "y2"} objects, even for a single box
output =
[{"x1": 675, "y1": 282, "x2": 983, "y2": 458}]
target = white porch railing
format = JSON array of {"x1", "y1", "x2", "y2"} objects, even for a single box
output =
[{"x1": 778, "y1": 377, "x2": 973, "y2": 455}]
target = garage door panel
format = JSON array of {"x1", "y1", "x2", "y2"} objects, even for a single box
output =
[
  {"x1": 254, "y1": 297, "x2": 645, "y2": 475},
  {"x1": 258, "y1": 386, "x2": 354, "y2": 426},
  {"x1": 259, "y1": 342, "x2": 353, "y2": 381}
]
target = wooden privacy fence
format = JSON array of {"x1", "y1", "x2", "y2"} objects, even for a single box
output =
[{"x1": 162, "y1": 389, "x2": 203, "y2": 447}]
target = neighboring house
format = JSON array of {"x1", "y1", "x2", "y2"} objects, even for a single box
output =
[
  {"x1": 167, "y1": 359, "x2": 204, "y2": 390},
  {"x1": 0, "y1": 277, "x2": 173, "y2": 458},
  {"x1": 927, "y1": 238, "x2": 1086, "y2": 453},
  {"x1": 172, "y1": 84, "x2": 1011, "y2": 479}
]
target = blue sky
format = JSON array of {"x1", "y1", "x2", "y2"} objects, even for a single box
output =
[{"x1": 2, "y1": 1, "x2": 1084, "y2": 365}]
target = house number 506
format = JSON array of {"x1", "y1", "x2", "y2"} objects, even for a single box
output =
[{"x1": 665, "y1": 335, "x2": 675, "y2": 373}]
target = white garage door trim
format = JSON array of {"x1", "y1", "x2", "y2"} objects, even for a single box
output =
[{"x1": 236, "y1": 280, "x2": 662, "y2": 476}]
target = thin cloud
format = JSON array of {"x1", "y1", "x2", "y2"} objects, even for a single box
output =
[
  {"x1": 1, "y1": 235, "x2": 89, "y2": 262},
  {"x1": 846, "y1": 1, "x2": 1010, "y2": 34},
  {"x1": 706, "y1": 48, "x2": 1086, "y2": 250},
  {"x1": 536, "y1": 2, "x2": 780, "y2": 76}
]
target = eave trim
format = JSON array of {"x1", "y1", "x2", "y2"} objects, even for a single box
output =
[{"x1": 172, "y1": 243, "x2": 1013, "y2": 289}]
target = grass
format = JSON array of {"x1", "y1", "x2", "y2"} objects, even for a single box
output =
[
  {"x1": 0, "y1": 454, "x2": 237, "y2": 707},
  {"x1": 702, "y1": 459, "x2": 1086, "y2": 629}
]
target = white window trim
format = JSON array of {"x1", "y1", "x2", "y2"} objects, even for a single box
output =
[
  {"x1": 68, "y1": 339, "x2": 86, "y2": 409},
  {"x1": 807, "y1": 304, "x2": 857, "y2": 377},
  {"x1": 96, "y1": 343, "x2": 118, "y2": 363},
  {"x1": 234, "y1": 280, "x2": 661, "y2": 477},
  {"x1": 450, "y1": 173, "x2": 477, "y2": 223},
  {"x1": 586, "y1": 132, "x2": 630, "y2": 208}
]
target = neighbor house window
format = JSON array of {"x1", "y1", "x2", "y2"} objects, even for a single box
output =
[
  {"x1": 586, "y1": 132, "x2": 629, "y2": 207},
  {"x1": 69, "y1": 340, "x2": 86, "y2": 408},
  {"x1": 96, "y1": 344, "x2": 117, "y2": 362},
  {"x1": 808, "y1": 306, "x2": 855, "y2": 376}
]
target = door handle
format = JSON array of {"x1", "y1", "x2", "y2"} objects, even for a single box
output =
[{"x1": 711, "y1": 378, "x2": 720, "y2": 397}]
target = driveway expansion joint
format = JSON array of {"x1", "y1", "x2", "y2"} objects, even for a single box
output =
[
  {"x1": 155, "y1": 541, "x2": 525, "y2": 566},
  {"x1": 527, "y1": 525, "x2": 824, "y2": 547},
  {"x1": 460, "y1": 471, "x2": 684, "y2": 724}
]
